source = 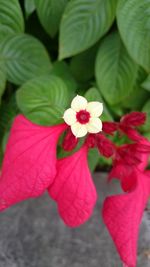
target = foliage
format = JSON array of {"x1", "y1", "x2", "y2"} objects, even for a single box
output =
[{"x1": 0, "y1": 0, "x2": 150, "y2": 170}]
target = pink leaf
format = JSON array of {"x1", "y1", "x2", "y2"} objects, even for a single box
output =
[
  {"x1": 48, "y1": 145, "x2": 97, "y2": 227},
  {"x1": 103, "y1": 170, "x2": 150, "y2": 267},
  {"x1": 0, "y1": 115, "x2": 67, "y2": 210}
]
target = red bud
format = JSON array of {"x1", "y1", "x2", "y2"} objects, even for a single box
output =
[
  {"x1": 120, "y1": 111, "x2": 146, "y2": 127},
  {"x1": 96, "y1": 133, "x2": 115, "y2": 158},
  {"x1": 86, "y1": 134, "x2": 97, "y2": 148},
  {"x1": 119, "y1": 126, "x2": 144, "y2": 142},
  {"x1": 62, "y1": 129, "x2": 78, "y2": 151},
  {"x1": 102, "y1": 122, "x2": 118, "y2": 135}
]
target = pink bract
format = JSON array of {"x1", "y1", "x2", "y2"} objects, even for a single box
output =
[
  {"x1": 48, "y1": 145, "x2": 97, "y2": 227},
  {"x1": 103, "y1": 169, "x2": 150, "y2": 267},
  {"x1": 0, "y1": 115, "x2": 67, "y2": 210}
]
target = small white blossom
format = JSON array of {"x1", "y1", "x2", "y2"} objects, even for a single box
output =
[{"x1": 63, "y1": 95, "x2": 103, "y2": 138}]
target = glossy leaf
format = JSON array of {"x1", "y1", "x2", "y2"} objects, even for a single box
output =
[
  {"x1": 24, "y1": 0, "x2": 35, "y2": 18},
  {"x1": 70, "y1": 44, "x2": 98, "y2": 82},
  {"x1": 117, "y1": 0, "x2": 150, "y2": 71},
  {"x1": 95, "y1": 32, "x2": 138, "y2": 105},
  {"x1": 51, "y1": 61, "x2": 77, "y2": 94},
  {"x1": 16, "y1": 75, "x2": 70, "y2": 125},
  {"x1": 142, "y1": 75, "x2": 150, "y2": 92},
  {"x1": 59, "y1": 0, "x2": 118, "y2": 59},
  {"x1": 122, "y1": 67, "x2": 149, "y2": 110},
  {"x1": 35, "y1": 0, "x2": 68, "y2": 37},
  {"x1": 0, "y1": 34, "x2": 51, "y2": 85},
  {"x1": 0, "y1": 0, "x2": 24, "y2": 36}
]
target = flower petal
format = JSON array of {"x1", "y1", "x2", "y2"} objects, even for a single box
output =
[
  {"x1": 86, "y1": 102, "x2": 103, "y2": 117},
  {"x1": 63, "y1": 108, "x2": 76, "y2": 125},
  {"x1": 86, "y1": 118, "x2": 102, "y2": 133},
  {"x1": 71, "y1": 95, "x2": 87, "y2": 112},
  {"x1": 103, "y1": 170, "x2": 150, "y2": 267},
  {"x1": 48, "y1": 145, "x2": 97, "y2": 227},
  {"x1": 0, "y1": 115, "x2": 67, "y2": 211},
  {"x1": 71, "y1": 122, "x2": 87, "y2": 137}
]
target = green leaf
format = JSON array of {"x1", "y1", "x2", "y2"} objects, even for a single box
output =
[
  {"x1": 122, "y1": 68, "x2": 149, "y2": 110},
  {"x1": 142, "y1": 75, "x2": 150, "y2": 92},
  {"x1": 88, "y1": 148, "x2": 99, "y2": 172},
  {"x1": 95, "y1": 32, "x2": 138, "y2": 105},
  {"x1": 84, "y1": 87, "x2": 113, "y2": 121},
  {"x1": 35, "y1": 0, "x2": 68, "y2": 37},
  {"x1": 59, "y1": 0, "x2": 118, "y2": 59},
  {"x1": 51, "y1": 61, "x2": 77, "y2": 94},
  {"x1": 0, "y1": 61, "x2": 6, "y2": 103},
  {"x1": 0, "y1": 0, "x2": 24, "y2": 36},
  {"x1": 109, "y1": 105, "x2": 124, "y2": 117},
  {"x1": 70, "y1": 44, "x2": 98, "y2": 82},
  {"x1": 0, "y1": 95, "x2": 19, "y2": 140},
  {"x1": 16, "y1": 75, "x2": 70, "y2": 125},
  {"x1": 2, "y1": 131, "x2": 9, "y2": 153},
  {"x1": 25, "y1": 0, "x2": 36, "y2": 19},
  {"x1": 142, "y1": 100, "x2": 150, "y2": 132},
  {"x1": 0, "y1": 34, "x2": 51, "y2": 85},
  {"x1": 117, "y1": 0, "x2": 150, "y2": 71}
]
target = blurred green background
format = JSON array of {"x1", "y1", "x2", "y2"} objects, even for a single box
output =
[{"x1": 0, "y1": 0, "x2": 150, "y2": 170}]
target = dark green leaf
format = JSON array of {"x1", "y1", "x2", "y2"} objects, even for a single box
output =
[
  {"x1": 0, "y1": 61, "x2": 6, "y2": 103},
  {"x1": 51, "y1": 61, "x2": 77, "y2": 94},
  {"x1": 122, "y1": 68, "x2": 149, "y2": 110},
  {"x1": 0, "y1": 95, "x2": 19, "y2": 140},
  {"x1": 0, "y1": 34, "x2": 52, "y2": 85},
  {"x1": 0, "y1": 0, "x2": 24, "y2": 36},
  {"x1": 2, "y1": 131, "x2": 9, "y2": 153},
  {"x1": 16, "y1": 75, "x2": 70, "y2": 125},
  {"x1": 59, "y1": 0, "x2": 118, "y2": 59},
  {"x1": 35, "y1": 0, "x2": 68, "y2": 37},
  {"x1": 142, "y1": 75, "x2": 150, "y2": 92},
  {"x1": 117, "y1": 0, "x2": 150, "y2": 71},
  {"x1": 95, "y1": 32, "x2": 138, "y2": 105},
  {"x1": 88, "y1": 148, "x2": 100, "y2": 172},
  {"x1": 70, "y1": 44, "x2": 98, "y2": 82},
  {"x1": 25, "y1": 0, "x2": 36, "y2": 18}
]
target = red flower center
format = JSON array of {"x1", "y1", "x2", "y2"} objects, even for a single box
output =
[{"x1": 76, "y1": 110, "x2": 90, "y2": 124}]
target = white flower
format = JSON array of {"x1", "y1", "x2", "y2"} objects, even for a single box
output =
[{"x1": 63, "y1": 95, "x2": 103, "y2": 138}]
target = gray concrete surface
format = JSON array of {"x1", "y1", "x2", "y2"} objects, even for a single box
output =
[{"x1": 0, "y1": 173, "x2": 149, "y2": 267}]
